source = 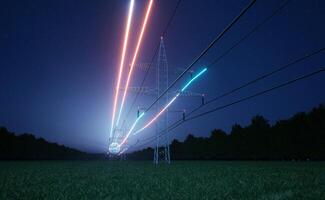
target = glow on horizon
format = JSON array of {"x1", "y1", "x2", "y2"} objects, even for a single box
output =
[
  {"x1": 118, "y1": 147, "x2": 128, "y2": 156},
  {"x1": 116, "y1": 0, "x2": 154, "y2": 127},
  {"x1": 110, "y1": 0, "x2": 135, "y2": 138}
]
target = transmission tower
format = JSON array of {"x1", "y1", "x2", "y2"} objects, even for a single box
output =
[{"x1": 154, "y1": 36, "x2": 170, "y2": 164}]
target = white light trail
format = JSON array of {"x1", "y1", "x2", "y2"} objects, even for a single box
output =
[
  {"x1": 118, "y1": 68, "x2": 208, "y2": 148},
  {"x1": 119, "y1": 112, "x2": 145, "y2": 147},
  {"x1": 110, "y1": 0, "x2": 135, "y2": 138},
  {"x1": 134, "y1": 94, "x2": 179, "y2": 135},
  {"x1": 116, "y1": 0, "x2": 154, "y2": 127}
]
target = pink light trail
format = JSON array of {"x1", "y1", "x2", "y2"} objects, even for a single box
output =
[
  {"x1": 116, "y1": 0, "x2": 154, "y2": 127},
  {"x1": 134, "y1": 93, "x2": 180, "y2": 135},
  {"x1": 109, "y1": 0, "x2": 134, "y2": 138}
]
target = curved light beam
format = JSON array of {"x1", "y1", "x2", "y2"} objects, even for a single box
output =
[
  {"x1": 116, "y1": 0, "x2": 154, "y2": 127},
  {"x1": 119, "y1": 68, "x2": 207, "y2": 147},
  {"x1": 118, "y1": 147, "x2": 128, "y2": 156},
  {"x1": 134, "y1": 68, "x2": 207, "y2": 135},
  {"x1": 181, "y1": 68, "x2": 207, "y2": 91},
  {"x1": 119, "y1": 112, "x2": 145, "y2": 147},
  {"x1": 110, "y1": 0, "x2": 135, "y2": 138},
  {"x1": 134, "y1": 94, "x2": 179, "y2": 135}
]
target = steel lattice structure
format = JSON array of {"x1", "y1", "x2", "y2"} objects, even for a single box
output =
[{"x1": 154, "y1": 37, "x2": 170, "y2": 164}]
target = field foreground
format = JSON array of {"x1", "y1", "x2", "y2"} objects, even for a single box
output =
[{"x1": 0, "y1": 161, "x2": 324, "y2": 199}]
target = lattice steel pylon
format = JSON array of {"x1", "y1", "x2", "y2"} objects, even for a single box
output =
[{"x1": 154, "y1": 36, "x2": 170, "y2": 164}]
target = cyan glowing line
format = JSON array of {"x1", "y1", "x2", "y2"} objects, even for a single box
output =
[
  {"x1": 134, "y1": 68, "x2": 208, "y2": 135},
  {"x1": 181, "y1": 68, "x2": 207, "y2": 92},
  {"x1": 119, "y1": 68, "x2": 207, "y2": 146},
  {"x1": 119, "y1": 112, "x2": 145, "y2": 146},
  {"x1": 110, "y1": 0, "x2": 134, "y2": 138}
]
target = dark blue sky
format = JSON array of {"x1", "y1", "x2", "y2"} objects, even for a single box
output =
[{"x1": 1, "y1": 0, "x2": 325, "y2": 153}]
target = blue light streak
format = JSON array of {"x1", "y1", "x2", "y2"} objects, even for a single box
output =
[
  {"x1": 118, "y1": 112, "x2": 145, "y2": 146},
  {"x1": 181, "y1": 68, "x2": 207, "y2": 92},
  {"x1": 118, "y1": 67, "x2": 208, "y2": 148},
  {"x1": 132, "y1": 67, "x2": 208, "y2": 136}
]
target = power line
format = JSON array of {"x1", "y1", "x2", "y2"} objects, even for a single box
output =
[
  {"x1": 127, "y1": 0, "x2": 324, "y2": 150},
  {"x1": 142, "y1": 51, "x2": 325, "y2": 148},
  {"x1": 126, "y1": 0, "x2": 325, "y2": 150},
  {"x1": 123, "y1": 0, "x2": 182, "y2": 122},
  {"x1": 126, "y1": 0, "x2": 288, "y2": 151},
  {"x1": 123, "y1": 0, "x2": 257, "y2": 150},
  {"x1": 206, "y1": 0, "x2": 291, "y2": 69},
  {"x1": 161, "y1": 0, "x2": 183, "y2": 38},
  {"x1": 143, "y1": 0, "x2": 257, "y2": 113},
  {"x1": 183, "y1": 67, "x2": 325, "y2": 124},
  {"x1": 125, "y1": 0, "x2": 302, "y2": 151},
  {"x1": 165, "y1": 0, "x2": 300, "y2": 128},
  {"x1": 132, "y1": 67, "x2": 325, "y2": 150},
  {"x1": 191, "y1": 47, "x2": 325, "y2": 119}
]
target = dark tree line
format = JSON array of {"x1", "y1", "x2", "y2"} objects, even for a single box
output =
[
  {"x1": 128, "y1": 104, "x2": 325, "y2": 160},
  {"x1": 0, "y1": 127, "x2": 94, "y2": 160}
]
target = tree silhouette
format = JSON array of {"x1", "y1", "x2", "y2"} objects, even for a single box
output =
[
  {"x1": 129, "y1": 104, "x2": 325, "y2": 160},
  {"x1": 2, "y1": 104, "x2": 324, "y2": 160},
  {"x1": 0, "y1": 127, "x2": 93, "y2": 160}
]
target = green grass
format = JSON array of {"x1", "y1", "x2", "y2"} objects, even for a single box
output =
[{"x1": 0, "y1": 161, "x2": 324, "y2": 200}]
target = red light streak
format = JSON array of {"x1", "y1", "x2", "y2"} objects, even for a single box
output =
[{"x1": 134, "y1": 93, "x2": 180, "y2": 135}]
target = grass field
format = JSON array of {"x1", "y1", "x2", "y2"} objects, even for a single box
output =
[{"x1": 0, "y1": 161, "x2": 324, "y2": 200}]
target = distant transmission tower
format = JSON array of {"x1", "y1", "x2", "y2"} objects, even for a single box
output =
[{"x1": 154, "y1": 37, "x2": 170, "y2": 164}]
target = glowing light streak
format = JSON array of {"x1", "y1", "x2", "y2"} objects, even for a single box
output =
[
  {"x1": 119, "y1": 112, "x2": 145, "y2": 146},
  {"x1": 110, "y1": 0, "x2": 135, "y2": 138},
  {"x1": 134, "y1": 68, "x2": 208, "y2": 135},
  {"x1": 181, "y1": 68, "x2": 207, "y2": 92},
  {"x1": 119, "y1": 68, "x2": 207, "y2": 147},
  {"x1": 134, "y1": 94, "x2": 179, "y2": 135},
  {"x1": 118, "y1": 147, "x2": 128, "y2": 156},
  {"x1": 116, "y1": 0, "x2": 154, "y2": 127}
]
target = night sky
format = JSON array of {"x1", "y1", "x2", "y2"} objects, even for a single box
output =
[{"x1": 1, "y1": 0, "x2": 325, "y2": 153}]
